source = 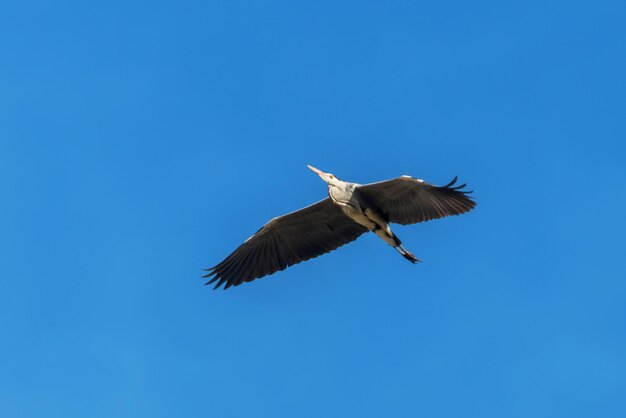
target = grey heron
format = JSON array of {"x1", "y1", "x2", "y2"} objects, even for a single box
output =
[{"x1": 204, "y1": 165, "x2": 476, "y2": 289}]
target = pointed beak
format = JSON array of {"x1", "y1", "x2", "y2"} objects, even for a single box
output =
[
  {"x1": 307, "y1": 165, "x2": 324, "y2": 175},
  {"x1": 307, "y1": 165, "x2": 332, "y2": 182}
]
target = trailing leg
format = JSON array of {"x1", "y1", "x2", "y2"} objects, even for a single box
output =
[
  {"x1": 393, "y1": 244, "x2": 420, "y2": 263},
  {"x1": 369, "y1": 218, "x2": 421, "y2": 264}
]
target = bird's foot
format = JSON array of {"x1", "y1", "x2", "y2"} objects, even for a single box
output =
[{"x1": 401, "y1": 250, "x2": 421, "y2": 263}]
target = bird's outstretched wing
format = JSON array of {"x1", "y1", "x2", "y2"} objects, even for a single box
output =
[
  {"x1": 357, "y1": 176, "x2": 476, "y2": 225},
  {"x1": 204, "y1": 198, "x2": 367, "y2": 289}
]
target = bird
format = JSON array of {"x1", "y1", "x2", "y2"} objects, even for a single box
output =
[{"x1": 204, "y1": 165, "x2": 476, "y2": 289}]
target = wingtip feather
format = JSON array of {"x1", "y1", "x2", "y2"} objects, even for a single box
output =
[
  {"x1": 212, "y1": 278, "x2": 228, "y2": 290},
  {"x1": 443, "y1": 176, "x2": 458, "y2": 188}
]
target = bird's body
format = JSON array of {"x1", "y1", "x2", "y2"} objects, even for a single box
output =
[
  {"x1": 324, "y1": 177, "x2": 418, "y2": 261},
  {"x1": 204, "y1": 165, "x2": 475, "y2": 289}
]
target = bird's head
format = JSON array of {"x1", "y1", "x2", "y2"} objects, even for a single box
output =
[{"x1": 307, "y1": 165, "x2": 342, "y2": 187}]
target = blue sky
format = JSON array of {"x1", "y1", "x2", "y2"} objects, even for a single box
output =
[{"x1": 1, "y1": 0, "x2": 625, "y2": 417}]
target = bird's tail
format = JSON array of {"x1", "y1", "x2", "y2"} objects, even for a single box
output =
[{"x1": 395, "y1": 245, "x2": 421, "y2": 264}]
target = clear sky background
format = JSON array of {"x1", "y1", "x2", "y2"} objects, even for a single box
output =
[{"x1": 1, "y1": 1, "x2": 625, "y2": 417}]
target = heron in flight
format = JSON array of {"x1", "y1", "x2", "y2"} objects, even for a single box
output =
[{"x1": 204, "y1": 165, "x2": 476, "y2": 289}]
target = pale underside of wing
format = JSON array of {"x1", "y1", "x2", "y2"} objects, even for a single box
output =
[
  {"x1": 204, "y1": 198, "x2": 368, "y2": 289},
  {"x1": 357, "y1": 176, "x2": 476, "y2": 225}
]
